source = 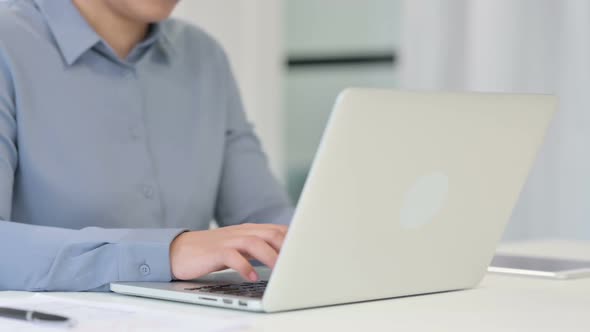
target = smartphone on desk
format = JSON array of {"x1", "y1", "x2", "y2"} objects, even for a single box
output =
[{"x1": 488, "y1": 254, "x2": 590, "y2": 279}]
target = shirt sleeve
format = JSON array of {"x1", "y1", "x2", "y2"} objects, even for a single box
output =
[
  {"x1": 0, "y1": 48, "x2": 186, "y2": 292},
  {"x1": 0, "y1": 222, "x2": 186, "y2": 291},
  {"x1": 213, "y1": 47, "x2": 294, "y2": 227}
]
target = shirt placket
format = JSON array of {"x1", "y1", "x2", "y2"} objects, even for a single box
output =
[{"x1": 122, "y1": 64, "x2": 167, "y2": 226}]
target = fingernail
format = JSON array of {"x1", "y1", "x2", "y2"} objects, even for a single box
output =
[{"x1": 249, "y1": 271, "x2": 258, "y2": 282}]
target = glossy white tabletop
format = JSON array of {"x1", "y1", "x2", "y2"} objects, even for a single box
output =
[{"x1": 2, "y1": 240, "x2": 589, "y2": 332}]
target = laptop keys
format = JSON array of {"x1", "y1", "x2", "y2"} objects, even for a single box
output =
[{"x1": 185, "y1": 281, "x2": 267, "y2": 298}]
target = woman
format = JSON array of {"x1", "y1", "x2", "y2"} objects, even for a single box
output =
[{"x1": 0, "y1": 0, "x2": 292, "y2": 291}]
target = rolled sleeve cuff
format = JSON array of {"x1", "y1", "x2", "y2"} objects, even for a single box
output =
[{"x1": 117, "y1": 228, "x2": 187, "y2": 282}]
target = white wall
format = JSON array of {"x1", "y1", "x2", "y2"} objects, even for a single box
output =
[{"x1": 173, "y1": 1, "x2": 285, "y2": 180}]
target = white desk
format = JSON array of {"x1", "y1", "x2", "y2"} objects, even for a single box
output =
[{"x1": 2, "y1": 240, "x2": 589, "y2": 331}]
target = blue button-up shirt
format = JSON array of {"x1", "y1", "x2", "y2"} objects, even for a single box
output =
[{"x1": 0, "y1": 0, "x2": 292, "y2": 291}]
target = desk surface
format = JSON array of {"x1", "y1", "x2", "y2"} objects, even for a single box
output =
[{"x1": 2, "y1": 240, "x2": 589, "y2": 332}]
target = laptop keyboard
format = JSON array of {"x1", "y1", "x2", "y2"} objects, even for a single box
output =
[{"x1": 185, "y1": 280, "x2": 267, "y2": 298}]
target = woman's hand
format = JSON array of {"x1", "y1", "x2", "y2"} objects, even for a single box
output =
[{"x1": 169, "y1": 223, "x2": 288, "y2": 282}]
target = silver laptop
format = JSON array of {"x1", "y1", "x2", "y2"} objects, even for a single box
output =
[{"x1": 111, "y1": 89, "x2": 556, "y2": 312}]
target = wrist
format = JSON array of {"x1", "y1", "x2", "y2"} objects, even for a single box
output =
[{"x1": 169, "y1": 231, "x2": 191, "y2": 280}]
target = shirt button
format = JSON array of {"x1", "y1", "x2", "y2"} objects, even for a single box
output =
[
  {"x1": 123, "y1": 68, "x2": 135, "y2": 78},
  {"x1": 130, "y1": 127, "x2": 141, "y2": 139},
  {"x1": 142, "y1": 185, "x2": 154, "y2": 199},
  {"x1": 139, "y1": 264, "x2": 151, "y2": 276}
]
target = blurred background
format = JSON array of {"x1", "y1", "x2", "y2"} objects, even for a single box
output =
[{"x1": 173, "y1": 0, "x2": 590, "y2": 242}]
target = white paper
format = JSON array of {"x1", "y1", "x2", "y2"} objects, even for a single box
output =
[{"x1": 0, "y1": 294, "x2": 249, "y2": 332}]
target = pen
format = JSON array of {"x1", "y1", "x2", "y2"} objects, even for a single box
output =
[{"x1": 0, "y1": 307, "x2": 73, "y2": 327}]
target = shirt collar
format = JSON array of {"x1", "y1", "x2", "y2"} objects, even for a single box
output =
[
  {"x1": 134, "y1": 23, "x2": 176, "y2": 61},
  {"x1": 34, "y1": 0, "x2": 100, "y2": 66},
  {"x1": 33, "y1": 0, "x2": 173, "y2": 66}
]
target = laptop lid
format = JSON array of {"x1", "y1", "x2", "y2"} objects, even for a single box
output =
[{"x1": 262, "y1": 89, "x2": 556, "y2": 312}]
